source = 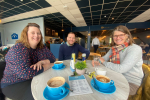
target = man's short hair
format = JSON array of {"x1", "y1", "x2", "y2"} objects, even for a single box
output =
[{"x1": 67, "y1": 32, "x2": 75, "y2": 37}]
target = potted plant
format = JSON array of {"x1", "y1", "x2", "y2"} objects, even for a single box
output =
[{"x1": 75, "y1": 61, "x2": 87, "y2": 75}]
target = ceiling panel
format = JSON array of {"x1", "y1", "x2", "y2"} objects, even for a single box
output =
[
  {"x1": 0, "y1": 6, "x2": 9, "y2": 12},
  {"x1": 104, "y1": 0, "x2": 117, "y2": 4},
  {"x1": 112, "y1": 8, "x2": 125, "y2": 13},
  {"x1": 125, "y1": 7, "x2": 137, "y2": 12},
  {"x1": 103, "y1": 3, "x2": 116, "y2": 10},
  {"x1": 110, "y1": 13, "x2": 121, "y2": 17},
  {"x1": 76, "y1": 0, "x2": 89, "y2": 8},
  {"x1": 102, "y1": 9, "x2": 112, "y2": 15},
  {"x1": 92, "y1": 16, "x2": 100, "y2": 19},
  {"x1": 80, "y1": 7, "x2": 90, "y2": 13},
  {"x1": 13, "y1": 8, "x2": 26, "y2": 13},
  {"x1": 0, "y1": 0, "x2": 150, "y2": 33},
  {"x1": 4, "y1": 0, "x2": 22, "y2": 6},
  {"x1": 90, "y1": 0, "x2": 103, "y2": 6},
  {"x1": 143, "y1": 0, "x2": 150, "y2": 5},
  {"x1": 92, "y1": 11, "x2": 101, "y2": 16},
  {"x1": 0, "y1": 2, "x2": 14, "y2": 9},
  {"x1": 91, "y1": 5, "x2": 102, "y2": 12},
  {"x1": 82, "y1": 13, "x2": 91, "y2": 17},
  {"x1": 121, "y1": 12, "x2": 133, "y2": 16},
  {"x1": 52, "y1": 13, "x2": 64, "y2": 17},
  {"x1": 130, "y1": 0, "x2": 147, "y2": 6},
  {"x1": 15, "y1": 0, "x2": 34, "y2": 4},
  {"x1": 132, "y1": 11, "x2": 145, "y2": 15},
  {"x1": 19, "y1": 5, "x2": 33, "y2": 11},
  {"x1": 93, "y1": 19, "x2": 99, "y2": 22},
  {"x1": 115, "y1": 1, "x2": 131, "y2": 8},
  {"x1": 35, "y1": 0, "x2": 51, "y2": 8},
  {"x1": 138, "y1": 6, "x2": 150, "y2": 11},
  {"x1": 26, "y1": 2, "x2": 41, "y2": 10}
]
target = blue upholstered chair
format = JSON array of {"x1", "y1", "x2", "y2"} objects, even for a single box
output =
[{"x1": 50, "y1": 44, "x2": 61, "y2": 59}]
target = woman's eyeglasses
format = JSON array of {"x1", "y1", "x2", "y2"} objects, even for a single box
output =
[{"x1": 113, "y1": 34, "x2": 126, "y2": 38}]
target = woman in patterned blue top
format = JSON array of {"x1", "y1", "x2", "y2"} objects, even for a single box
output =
[{"x1": 1, "y1": 23, "x2": 56, "y2": 100}]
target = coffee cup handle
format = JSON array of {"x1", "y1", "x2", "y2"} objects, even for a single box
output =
[
  {"x1": 59, "y1": 87, "x2": 66, "y2": 95},
  {"x1": 110, "y1": 80, "x2": 114, "y2": 86}
]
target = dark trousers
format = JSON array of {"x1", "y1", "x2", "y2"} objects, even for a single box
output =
[
  {"x1": 2, "y1": 79, "x2": 34, "y2": 100},
  {"x1": 94, "y1": 45, "x2": 98, "y2": 53}
]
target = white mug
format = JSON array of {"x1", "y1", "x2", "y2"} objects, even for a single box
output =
[{"x1": 95, "y1": 68, "x2": 106, "y2": 76}]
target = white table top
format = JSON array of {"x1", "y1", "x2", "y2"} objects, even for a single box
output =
[{"x1": 31, "y1": 60, "x2": 129, "y2": 100}]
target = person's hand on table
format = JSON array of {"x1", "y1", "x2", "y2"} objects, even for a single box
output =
[
  {"x1": 92, "y1": 60, "x2": 100, "y2": 67},
  {"x1": 92, "y1": 57, "x2": 105, "y2": 67},
  {"x1": 30, "y1": 61, "x2": 43, "y2": 72},
  {"x1": 99, "y1": 57, "x2": 105, "y2": 64}
]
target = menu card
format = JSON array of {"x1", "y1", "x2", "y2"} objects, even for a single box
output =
[{"x1": 68, "y1": 75, "x2": 93, "y2": 96}]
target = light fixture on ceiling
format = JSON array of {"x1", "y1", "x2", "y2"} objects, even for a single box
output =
[
  {"x1": 63, "y1": 5, "x2": 68, "y2": 10},
  {"x1": 112, "y1": 17, "x2": 114, "y2": 20},
  {"x1": 147, "y1": 35, "x2": 150, "y2": 38},
  {"x1": 61, "y1": 19, "x2": 64, "y2": 31},
  {"x1": 133, "y1": 37, "x2": 138, "y2": 39},
  {"x1": 20, "y1": 0, "x2": 23, "y2": 1},
  {"x1": 104, "y1": 15, "x2": 106, "y2": 18}
]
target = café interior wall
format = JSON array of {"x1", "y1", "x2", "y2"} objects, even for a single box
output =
[
  {"x1": 102, "y1": 36, "x2": 111, "y2": 45},
  {"x1": 3, "y1": 17, "x2": 45, "y2": 45},
  {"x1": 132, "y1": 31, "x2": 150, "y2": 44}
]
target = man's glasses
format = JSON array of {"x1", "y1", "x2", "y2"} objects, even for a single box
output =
[{"x1": 113, "y1": 34, "x2": 126, "y2": 38}]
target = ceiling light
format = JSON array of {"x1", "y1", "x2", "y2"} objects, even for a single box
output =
[
  {"x1": 63, "y1": 5, "x2": 68, "y2": 10},
  {"x1": 133, "y1": 37, "x2": 138, "y2": 39},
  {"x1": 61, "y1": 19, "x2": 64, "y2": 32},
  {"x1": 20, "y1": 0, "x2": 23, "y2": 1},
  {"x1": 147, "y1": 35, "x2": 150, "y2": 38},
  {"x1": 112, "y1": 17, "x2": 114, "y2": 20},
  {"x1": 61, "y1": 29, "x2": 64, "y2": 31},
  {"x1": 104, "y1": 15, "x2": 106, "y2": 18}
]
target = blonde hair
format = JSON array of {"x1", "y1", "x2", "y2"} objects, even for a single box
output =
[
  {"x1": 16, "y1": 23, "x2": 44, "y2": 48},
  {"x1": 111, "y1": 25, "x2": 134, "y2": 46}
]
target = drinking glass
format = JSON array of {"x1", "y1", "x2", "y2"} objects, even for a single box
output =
[{"x1": 93, "y1": 56, "x2": 100, "y2": 70}]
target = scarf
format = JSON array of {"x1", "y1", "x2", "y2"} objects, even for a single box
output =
[{"x1": 109, "y1": 42, "x2": 128, "y2": 64}]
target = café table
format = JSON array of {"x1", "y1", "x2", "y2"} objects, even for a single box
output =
[{"x1": 31, "y1": 60, "x2": 129, "y2": 100}]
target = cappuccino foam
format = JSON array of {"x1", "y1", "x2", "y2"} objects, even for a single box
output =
[
  {"x1": 97, "y1": 77, "x2": 110, "y2": 83},
  {"x1": 49, "y1": 80, "x2": 64, "y2": 87}
]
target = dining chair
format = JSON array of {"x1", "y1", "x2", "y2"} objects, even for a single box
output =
[
  {"x1": 50, "y1": 44, "x2": 61, "y2": 59},
  {"x1": 128, "y1": 63, "x2": 150, "y2": 100}
]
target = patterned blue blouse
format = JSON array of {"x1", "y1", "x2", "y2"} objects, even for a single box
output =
[{"x1": 1, "y1": 43, "x2": 56, "y2": 88}]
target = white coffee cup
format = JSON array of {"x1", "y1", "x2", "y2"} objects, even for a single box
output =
[{"x1": 95, "y1": 68, "x2": 106, "y2": 76}]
